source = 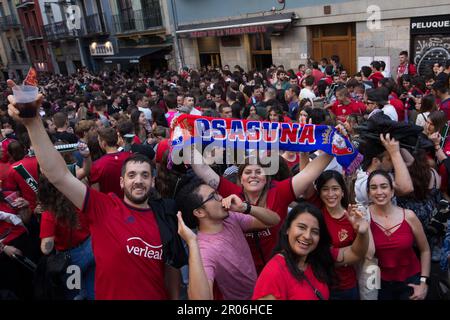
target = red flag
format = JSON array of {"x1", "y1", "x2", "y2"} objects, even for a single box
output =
[{"x1": 24, "y1": 66, "x2": 38, "y2": 86}]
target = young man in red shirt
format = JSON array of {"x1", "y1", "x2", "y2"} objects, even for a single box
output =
[
  {"x1": 90, "y1": 127, "x2": 131, "y2": 198},
  {"x1": 327, "y1": 86, "x2": 366, "y2": 123},
  {"x1": 369, "y1": 61, "x2": 384, "y2": 89},
  {"x1": 6, "y1": 85, "x2": 184, "y2": 300},
  {"x1": 396, "y1": 51, "x2": 417, "y2": 86}
]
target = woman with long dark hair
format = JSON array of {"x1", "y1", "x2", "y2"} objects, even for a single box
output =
[
  {"x1": 367, "y1": 170, "x2": 430, "y2": 300},
  {"x1": 37, "y1": 144, "x2": 95, "y2": 300},
  {"x1": 130, "y1": 109, "x2": 148, "y2": 143},
  {"x1": 311, "y1": 170, "x2": 366, "y2": 299},
  {"x1": 252, "y1": 202, "x2": 369, "y2": 300}
]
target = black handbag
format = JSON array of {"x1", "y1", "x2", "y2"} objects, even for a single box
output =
[{"x1": 46, "y1": 251, "x2": 71, "y2": 275}]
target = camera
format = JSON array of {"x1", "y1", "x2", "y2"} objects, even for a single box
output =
[{"x1": 426, "y1": 199, "x2": 450, "y2": 237}]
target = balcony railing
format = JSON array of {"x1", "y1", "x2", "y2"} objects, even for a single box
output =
[
  {"x1": 24, "y1": 26, "x2": 43, "y2": 40},
  {"x1": 83, "y1": 13, "x2": 109, "y2": 35},
  {"x1": 0, "y1": 15, "x2": 21, "y2": 30},
  {"x1": 112, "y1": 7, "x2": 163, "y2": 34},
  {"x1": 44, "y1": 21, "x2": 81, "y2": 41}
]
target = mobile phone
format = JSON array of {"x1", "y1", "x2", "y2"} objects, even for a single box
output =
[{"x1": 12, "y1": 253, "x2": 37, "y2": 272}]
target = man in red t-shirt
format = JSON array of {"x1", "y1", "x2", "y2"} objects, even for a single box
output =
[
  {"x1": 7, "y1": 88, "x2": 184, "y2": 300},
  {"x1": 327, "y1": 86, "x2": 366, "y2": 123},
  {"x1": 369, "y1": 61, "x2": 385, "y2": 88},
  {"x1": 90, "y1": 127, "x2": 131, "y2": 198},
  {"x1": 380, "y1": 77, "x2": 406, "y2": 121},
  {"x1": 396, "y1": 50, "x2": 417, "y2": 85}
]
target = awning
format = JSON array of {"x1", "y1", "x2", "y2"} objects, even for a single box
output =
[
  {"x1": 101, "y1": 47, "x2": 166, "y2": 63},
  {"x1": 176, "y1": 12, "x2": 295, "y2": 38}
]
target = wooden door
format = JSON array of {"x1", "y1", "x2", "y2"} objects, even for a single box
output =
[{"x1": 312, "y1": 23, "x2": 356, "y2": 75}]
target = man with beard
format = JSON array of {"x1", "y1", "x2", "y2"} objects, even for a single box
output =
[{"x1": 6, "y1": 82, "x2": 182, "y2": 300}]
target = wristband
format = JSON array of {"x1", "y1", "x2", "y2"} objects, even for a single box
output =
[
  {"x1": 420, "y1": 276, "x2": 430, "y2": 285},
  {"x1": 243, "y1": 201, "x2": 252, "y2": 215}
]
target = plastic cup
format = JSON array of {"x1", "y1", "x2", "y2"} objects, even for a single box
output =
[
  {"x1": 4, "y1": 191, "x2": 19, "y2": 207},
  {"x1": 12, "y1": 85, "x2": 39, "y2": 118}
]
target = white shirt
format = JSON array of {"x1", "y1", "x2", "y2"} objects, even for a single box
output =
[
  {"x1": 415, "y1": 112, "x2": 430, "y2": 128},
  {"x1": 300, "y1": 87, "x2": 316, "y2": 101},
  {"x1": 190, "y1": 108, "x2": 202, "y2": 116},
  {"x1": 138, "y1": 107, "x2": 152, "y2": 121},
  {"x1": 382, "y1": 104, "x2": 398, "y2": 121}
]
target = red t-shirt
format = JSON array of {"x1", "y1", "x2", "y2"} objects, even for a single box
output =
[
  {"x1": 40, "y1": 210, "x2": 90, "y2": 251},
  {"x1": 133, "y1": 135, "x2": 142, "y2": 145},
  {"x1": 322, "y1": 208, "x2": 357, "y2": 290},
  {"x1": 0, "y1": 137, "x2": 13, "y2": 163},
  {"x1": 439, "y1": 98, "x2": 450, "y2": 121},
  {"x1": 81, "y1": 187, "x2": 166, "y2": 300},
  {"x1": 368, "y1": 72, "x2": 384, "y2": 88},
  {"x1": 217, "y1": 177, "x2": 296, "y2": 273},
  {"x1": 0, "y1": 201, "x2": 27, "y2": 245},
  {"x1": 89, "y1": 151, "x2": 131, "y2": 198},
  {"x1": 312, "y1": 69, "x2": 325, "y2": 85},
  {"x1": 3, "y1": 156, "x2": 39, "y2": 211},
  {"x1": 389, "y1": 97, "x2": 406, "y2": 122},
  {"x1": 252, "y1": 254, "x2": 331, "y2": 300},
  {"x1": 330, "y1": 99, "x2": 366, "y2": 122},
  {"x1": 0, "y1": 162, "x2": 11, "y2": 186}
]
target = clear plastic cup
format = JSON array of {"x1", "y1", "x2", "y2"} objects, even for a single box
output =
[
  {"x1": 12, "y1": 85, "x2": 39, "y2": 118},
  {"x1": 4, "y1": 191, "x2": 19, "y2": 207}
]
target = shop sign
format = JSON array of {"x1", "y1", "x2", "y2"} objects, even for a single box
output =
[
  {"x1": 411, "y1": 15, "x2": 450, "y2": 35},
  {"x1": 90, "y1": 42, "x2": 114, "y2": 56}
]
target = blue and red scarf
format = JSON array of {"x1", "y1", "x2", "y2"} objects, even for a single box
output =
[{"x1": 170, "y1": 114, "x2": 363, "y2": 174}]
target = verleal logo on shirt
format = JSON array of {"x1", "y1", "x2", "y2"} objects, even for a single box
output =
[
  {"x1": 126, "y1": 237, "x2": 163, "y2": 260},
  {"x1": 338, "y1": 229, "x2": 348, "y2": 242}
]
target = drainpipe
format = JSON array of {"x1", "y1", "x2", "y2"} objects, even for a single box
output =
[{"x1": 170, "y1": 0, "x2": 184, "y2": 69}]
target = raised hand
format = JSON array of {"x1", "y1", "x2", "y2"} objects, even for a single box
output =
[
  {"x1": 346, "y1": 204, "x2": 369, "y2": 234},
  {"x1": 380, "y1": 133, "x2": 400, "y2": 155},
  {"x1": 221, "y1": 194, "x2": 246, "y2": 213},
  {"x1": 177, "y1": 212, "x2": 197, "y2": 245},
  {"x1": 78, "y1": 141, "x2": 90, "y2": 158}
]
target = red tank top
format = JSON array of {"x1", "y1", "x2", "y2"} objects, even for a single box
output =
[{"x1": 370, "y1": 209, "x2": 421, "y2": 281}]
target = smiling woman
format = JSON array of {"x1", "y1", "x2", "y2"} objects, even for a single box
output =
[
  {"x1": 189, "y1": 149, "x2": 334, "y2": 273},
  {"x1": 367, "y1": 170, "x2": 431, "y2": 300},
  {"x1": 252, "y1": 202, "x2": 370, "y2": 300}
]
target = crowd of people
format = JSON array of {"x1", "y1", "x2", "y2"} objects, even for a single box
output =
[{"x1": 0, "y1": 49, "x2": 450, "y2": 301}]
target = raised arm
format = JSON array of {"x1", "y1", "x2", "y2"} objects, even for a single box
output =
[
  {"x1": 7, "y1": 89, "x2": 86, "y2": 210},
  {"x1": 177, "y1": 212, "x2": 213, "y2": 300},
  {"x1": 292, "y1": 152, "x2": 333, "y2": 198},
  {"x1": 380, "y1": 134, "x2": 414, "y2": 196},
  {"x1": 221, "y1": 194, "x2": 280, "y2": 229},
  {"x1": 75, "y1": 142, "x2": 92, "y2": 180},
  {"x1": 188, "y1": 146, "x2": 220, "y2": 189},
  {"x1": 334, "y1": 205, "x2": 370, "y2": 267}
]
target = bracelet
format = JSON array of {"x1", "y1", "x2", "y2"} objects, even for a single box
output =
[{"x1": 243, "y1": 201, "x2": 252, "y2": 215}]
